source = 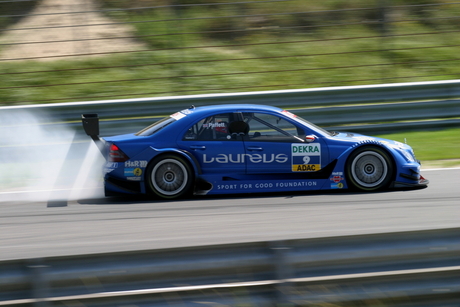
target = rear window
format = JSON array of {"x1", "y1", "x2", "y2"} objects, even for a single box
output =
[{"x1": 135, "y1": 116, "x2": 176, "y2": 136}]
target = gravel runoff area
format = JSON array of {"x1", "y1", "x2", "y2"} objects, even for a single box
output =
[{"x1": 0, "y1": 0, "x2": 145, "y2": 61}]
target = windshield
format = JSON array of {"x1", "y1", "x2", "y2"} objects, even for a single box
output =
[{"x1": 282, "y1": 110, "x2": 333, "y2": 136}]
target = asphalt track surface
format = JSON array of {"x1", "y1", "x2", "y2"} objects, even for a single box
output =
[{"x1": 0, "y1": 168, "x2": 459, "y2": 261}]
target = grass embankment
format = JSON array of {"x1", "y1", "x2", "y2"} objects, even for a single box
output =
[{"x1": 1, "y1": 1, "x2": 460, "y2": 104}]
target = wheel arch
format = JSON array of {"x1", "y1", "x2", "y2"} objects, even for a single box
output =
[
  {"x1": 344, "y1": 141, "x2": 397, "y2": 190},
  {"x1": 147, "y1": 147, "x2": 202, "y2": 176},
  {"x1": 346, "y1": 142, "x2": 397, "y2": 176}
]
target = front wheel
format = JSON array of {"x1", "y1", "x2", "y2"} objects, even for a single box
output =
[
  {"x1": 146, "y1": 155, "x2": 194, "y2": 199},
  {"x1": 346, "y1": 146, "x2": 394, "y2": 191}
]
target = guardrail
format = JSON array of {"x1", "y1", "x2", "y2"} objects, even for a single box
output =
[
  {"x1": 1, "y1": 228, "x2": 459, "y2": 307},
  {"x1": 2, "y1": 79, "x2": 460, "y2": 136}
]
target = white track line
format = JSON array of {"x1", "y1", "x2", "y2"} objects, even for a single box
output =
[{"x1": 422, "y1": 167, "x2": 460, "y2": 171}]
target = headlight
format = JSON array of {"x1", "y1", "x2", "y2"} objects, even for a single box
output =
[{"x1": 399, "y1": 149, "x2": 416, "y2": 162}]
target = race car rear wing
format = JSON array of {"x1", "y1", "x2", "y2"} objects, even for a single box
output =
[{"x1": 81, "y1": 113, "x2": 105, "y2": 155}]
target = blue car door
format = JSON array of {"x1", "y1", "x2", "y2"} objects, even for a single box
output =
[
  {"x1": 242, "y1": 112, "x2": 328, "y2": 174},
  {"x1": 177, "y1": 112, "x2": 246, "y2": 174}
]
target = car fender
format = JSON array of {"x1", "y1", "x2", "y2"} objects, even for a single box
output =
[
  {"x1": 350, "y1": 140, "x2": 415, "y2": 178},
  {"x1": 334, "y1": 139, "x2": 398, "y2": 179},
  {"x1": 147, "y1": 147, "x2": 202, "y2": 175},
  {"x1": 119, "y1": 147, "x2": 201, "y2": 195}
]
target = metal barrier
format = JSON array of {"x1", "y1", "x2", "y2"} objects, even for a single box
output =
[
  {"x1": 1, "y1": 228, "x2": 459, "y2": 306},
  {"x1": 2, "y1": 79, "x2": 460, "y2": 135}
]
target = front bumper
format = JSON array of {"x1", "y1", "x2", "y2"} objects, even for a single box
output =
[
  {"x1": 391, "y1": 175, "x2": 429, "y2": 189},
  {"x1": 390, "y1": 161, "x2": 429, "y2": 189}
]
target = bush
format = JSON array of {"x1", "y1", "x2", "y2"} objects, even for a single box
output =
[{"x1": 0, "y1": 0, "x2": 40, "y2": 32}]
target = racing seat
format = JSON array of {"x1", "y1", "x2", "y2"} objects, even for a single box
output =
[{"x1": 228, "y1": 121, "x2": 249, "y2": 138}]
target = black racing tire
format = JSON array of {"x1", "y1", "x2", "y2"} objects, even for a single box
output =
[
  {"x1": 346, "y1": 146, "x2": 394, "y2": 191},
  {"x1": 146, "y1": 154, "x2": 194, "y2": 199}
]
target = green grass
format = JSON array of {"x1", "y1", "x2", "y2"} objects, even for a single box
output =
[{"x1": 375, "y1": 128, "x2": 460, "y2": 165}]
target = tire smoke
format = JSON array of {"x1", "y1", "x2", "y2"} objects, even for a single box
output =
[{"x1": 0, "y1": 109, "x2": 104, "y2": 203}]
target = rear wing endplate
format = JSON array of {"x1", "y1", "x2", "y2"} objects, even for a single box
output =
[{"x1": 81, "y1": 114, "x2": 105, "y2": 155}]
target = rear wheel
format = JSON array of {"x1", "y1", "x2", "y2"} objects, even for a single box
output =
[
  {"x1": 346, "y1": 146, "x2": 394, "y2": 191},
  {"x1": 146, "y1": 155, "x2": 193, "y2": 199}
]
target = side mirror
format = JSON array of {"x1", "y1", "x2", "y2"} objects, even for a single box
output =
[{"x1": 305, "y1": 135, "x2": 316, "y2": 143}]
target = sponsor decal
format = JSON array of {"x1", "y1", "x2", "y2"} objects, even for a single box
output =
[
  {"x1": 294, "y1": 164, "x2": 319, "y2": 171},
  {"x1": 292, "y1": 144, "x2": 321, "y2": 172},
  {"x1": 203, "y1": 153, "x2": 288, "y2": 164},
  {"x1": 216, "y1": 181, "x2": 317, "y2": 190},
  {"x1": 330, "y1": 172, "x2": 344, "y2": 183},
  {"x1": 282, "y1": 110, "x2": 297, "y2": 119},
  {"x1": 181, "y1": 109, "x2": 193, "y2": 115},
  {"x1": 125, "y1": 168, "x2": 143, "y2": 177},
  {"x1": 275, "y1": 181, "x2": 317, "y2": 188},
  {"x1": 203, "y1": 122, "x2": 226, "y2": 129},
  {"x1": 203, "y1": 122, "x2": 228, "y2": 134},
  {"x1": 127, "y1": 177, "x2": 142, "y2": 181},
  {"x1": 104, "y1": 162, "x2": 118, "y2": 173},
  {"x1": 171, "y1": 112, "x2": 186, "y2": 120},
  {"x1": 331, "y1": 182, "x2": 344, "y2": 189},
  {"x1": 125, "y1": 160, "x2": 148, "y2": 168},
  {"x1": 106, "y1": 162, "x2": 118, "y2": 169},
  {"x1": 184, "y1": 133, "x2": 197, "y2": 140},
  {"x1": 330, "y1": 172, "x2": 344, "y2": 188}
]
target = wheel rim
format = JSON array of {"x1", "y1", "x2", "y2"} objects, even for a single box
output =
[
  {"x1": 151, "y1": 159, "x2": 188, "y2": 196},
  {"x1": 351, "y1": 151, "x2": 388, "y2": 188}
]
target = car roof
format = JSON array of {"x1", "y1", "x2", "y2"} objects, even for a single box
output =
[
  {"x1": 183, "y1": 104, "x2": 283, "y2": 117},
  {"x1": 189, "y1": 104, "x2": 282, "y2": 112}
]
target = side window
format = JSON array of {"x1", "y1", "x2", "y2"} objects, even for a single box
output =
[
  {"x1": 183, "y1": 113, "x2": 233, "y2": 141},
  {"x1": 243, "y1": 112, "x2": 305, "y2": 142}
]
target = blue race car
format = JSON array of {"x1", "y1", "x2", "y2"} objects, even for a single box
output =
[{"x1": 81, "y1": 104, "x2": 428, "y2": 199}]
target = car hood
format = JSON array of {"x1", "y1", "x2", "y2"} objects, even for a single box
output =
[{"x1": 332, "y1": 131, "x2": 413, "y2": 151}]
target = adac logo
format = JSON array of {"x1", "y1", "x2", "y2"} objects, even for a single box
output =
[{"x1": 294, "y1": 164, "x2": 318, "y2": 172}]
